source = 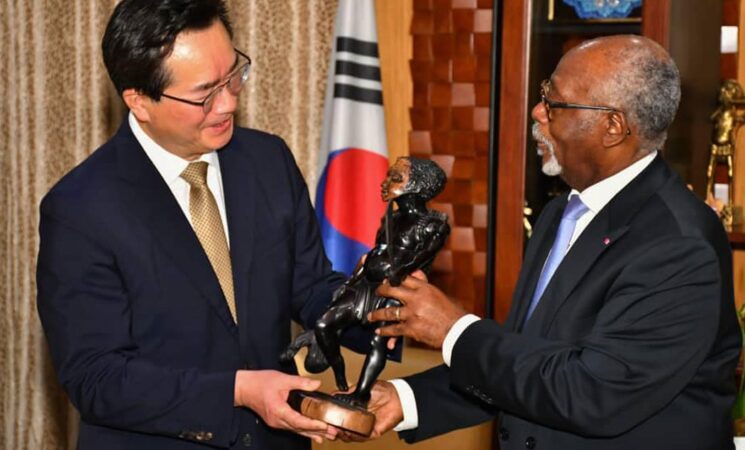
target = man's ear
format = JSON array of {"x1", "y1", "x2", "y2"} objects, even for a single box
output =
[
  {"x1": 602, "y1": 111, "x2": 629, "y2": 148},
  {"x1": 122, "y1": 89, "x2": 152, "y2": 123}
]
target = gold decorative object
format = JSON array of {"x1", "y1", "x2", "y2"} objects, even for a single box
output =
[
  {"x1": 523, "y1": 202, "x2": 533, "y2": 240},
  {"x1": 707, "y1": 79, "x2": 745, "y2": 228}
]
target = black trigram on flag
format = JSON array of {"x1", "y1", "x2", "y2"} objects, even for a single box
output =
[{"x1": 332, "y1": 37, "x2": 383, "y2": 105}]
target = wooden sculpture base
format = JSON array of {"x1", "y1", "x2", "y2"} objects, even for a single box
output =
[{"x1": 288, "y1": 390, "x2": 375, "y2": 436}]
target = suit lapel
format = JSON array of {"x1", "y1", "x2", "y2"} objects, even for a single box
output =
[
  {"x1": 218, "y1": 141, "x2": 256, "y2": 328},
  {"x1": 114, "y1": 121, "x2": 239, "y2": 336},
  {"x1": 522, "y1": 211, "x2": 628, "y2": 335},
  {"x1": 509, "y1": 200, "x2": 563, "y2": 331},
  {"x1": 520, "y1": 155, "x2": 671, "y2": 335}
]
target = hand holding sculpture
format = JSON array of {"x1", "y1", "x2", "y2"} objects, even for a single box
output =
[
  {"x1": 370, "y1": 270, "x2": 467, "y2": 349},
  {"x1": 233, "y1": 370, "x2": 337, "y2": 444},
  {"x1": 336, "y1": 380, "x2": 404, "y2": 442}
]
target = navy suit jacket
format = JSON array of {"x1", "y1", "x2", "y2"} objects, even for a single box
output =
[
  {"x1": 37, "y1": 120, "x2": 346, "y2": 449},
  {"x1": 400, "y1": 156, "x2": 741, "y2": 449}
]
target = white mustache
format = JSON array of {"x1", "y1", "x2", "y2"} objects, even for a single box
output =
[
  {"x1": 532, "y1": 123, "x2": 549, "y2": 155},
  {"x1": 532, "y1": 122, "x2": 562, "y2": 176}
]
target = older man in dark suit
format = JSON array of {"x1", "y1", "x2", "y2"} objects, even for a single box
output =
[
  {"x1": 36, "y1": 1, "x2": 347, "y2": 448},
  {"x1": 364, "y1": 35, "x2": 741, "y2": 450}
]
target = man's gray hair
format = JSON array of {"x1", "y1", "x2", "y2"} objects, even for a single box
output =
[{"x1": 597, "y1": 39, "x2": 681, "y2": 152}]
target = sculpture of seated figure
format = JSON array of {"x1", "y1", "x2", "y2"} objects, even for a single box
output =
[{"x1": 280, "y1": 157, "x2": 450, "y2": 409}]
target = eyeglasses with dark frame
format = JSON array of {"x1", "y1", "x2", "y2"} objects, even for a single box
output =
[
  {"x1": 160, "y1": 49, "x2": 252, "y2": 114},
  {"x1": 540, "y1": 79, "x2": 622, "y2": 117},
  {"x1": 540, "y1": 79, "x2": 631, "y2": 135}
]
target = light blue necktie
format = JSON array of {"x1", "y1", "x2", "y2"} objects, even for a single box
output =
[{"x1": 524, "y1": 195, "x2": 589, "y2": 322}]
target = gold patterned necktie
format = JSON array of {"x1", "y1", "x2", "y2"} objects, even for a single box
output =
[{"x1": 180, "y1": 162, "x2": 237, "y2": 323}]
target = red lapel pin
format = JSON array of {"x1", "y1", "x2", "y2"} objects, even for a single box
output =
[{"x1": 603, "y1": 237, "x2": 611, "y2": 245}]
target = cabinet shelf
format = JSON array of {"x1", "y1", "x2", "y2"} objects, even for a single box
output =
[{"x1": 535, "y1": 22, "x2": 641, "y2": 36}]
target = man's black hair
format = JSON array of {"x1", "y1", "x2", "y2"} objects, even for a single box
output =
[{"x1": 102, "y1": 0, "x2": 233, "y2": 100}]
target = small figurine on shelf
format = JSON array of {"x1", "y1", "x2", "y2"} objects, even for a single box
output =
[
  {"x1": 707, "y1": 79, "x2": 745, "y2": 227},
  {"x1": 279, "y1": 156, "x2": 450, "y2": 435}
]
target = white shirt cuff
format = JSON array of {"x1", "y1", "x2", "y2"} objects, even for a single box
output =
[
  {"x1": 390, "y1": 378, "x2": 419, "y2": 431},
  {"x1": 442, "y1": 314, "x2": 481, "y2": 367}
]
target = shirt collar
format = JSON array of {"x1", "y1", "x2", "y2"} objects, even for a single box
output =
[
  {"x1": 570, "y1": 151, "x2": 657, "y2": 213},
  {"x1": 128, "y1": 112, "x2": 219, "y2": 185}
]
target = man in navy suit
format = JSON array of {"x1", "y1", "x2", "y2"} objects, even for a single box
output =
[
  {"x1": 36, "y1": 0, "x2": 345, "y2": 448},
  {"x1": 362, "y1": 35, "x2": 741, "y2": 449}
]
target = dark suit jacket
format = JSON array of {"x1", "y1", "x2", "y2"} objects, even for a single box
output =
[
  {"x1": 37, "y1": 120, "x2": 346, "y2": 449},
  {"x1": 400, "y1": 156, "x2": 741, "y2": 449}
]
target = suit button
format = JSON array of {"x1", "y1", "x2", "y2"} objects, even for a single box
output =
[
  {"x1": 525, "y1": 436, "x2": 536, "y2": 449},
  {"x1": 241, "y1": 433, "x2": 253, "y2": 447},
  {"x1": 499, "y1": 427, "x2": 509, "y2": 441}
]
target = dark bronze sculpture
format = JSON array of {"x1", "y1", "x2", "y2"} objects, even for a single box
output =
[{"x1": 280, "y1": 157, "x2": 450, "y2": 433}]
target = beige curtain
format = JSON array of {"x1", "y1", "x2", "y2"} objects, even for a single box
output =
[
  {"x1": 0, "y1": 1, "x2": 337, "y2": 448},
  {"x1": 233, "y1": 0, "x2": 338, "y2": 189}
]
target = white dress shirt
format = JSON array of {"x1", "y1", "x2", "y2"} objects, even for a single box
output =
[
  {"x1": 392, "y1": 150, "x2": 658, "y2": 431},
  {"x1": 128, "y1": 112, "x2": 231, "y2": 246}
]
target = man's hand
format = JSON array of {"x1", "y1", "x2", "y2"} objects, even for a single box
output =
[
  {"x1": 369, "y1": 271, "x2": 467, "y2": 348},
  {"x1": 338, "y1": 381, "x2": 404, "y2": 442},
  {"x1": 234, "y1": 370, "x2": 337, "y2": 443}
]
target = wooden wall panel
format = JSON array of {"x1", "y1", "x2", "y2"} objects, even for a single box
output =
[
  {"x1": 409, "y1": 0, "x2": 494, "y2": 317},
  {"x1": 493, "y1": 0, "x2": 530, "y2": 323},
  {"x1": 640, "y1": 0, "x2": 671, "y2": 49},
  {"x1": 377, "y1": 0, "x2": 413, "y2": 163},
  {"x1": 723, "y1": 0, "x2": 738, "y2": 80},
  {"x1": 734, "y1": 0, "x2": 745, "y2": 309}
]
